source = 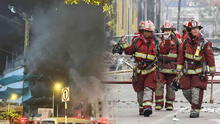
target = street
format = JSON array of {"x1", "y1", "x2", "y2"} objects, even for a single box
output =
[
  {"x1": 103, "y1": 83, "x2": 220, "y2": 124},
  {"x1": 102, "y1": 54, "x2": 220, "y2": 124},
  {"x1": 0, "y1": 0, "x2": 220, "y2": 123}
]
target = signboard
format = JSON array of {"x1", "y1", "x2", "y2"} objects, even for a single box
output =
[
  {"x1": 38, "y1": 108, "x2": 53, "y2": 120},
  {"x1": 62, "y1": 87, "x2": 70, "y2": 102}
]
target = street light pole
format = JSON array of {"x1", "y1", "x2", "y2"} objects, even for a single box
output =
[
  {"x1": 8, "y1": 5, "x2": 30, "y2": 116},
  {"x1": 52, "y1": 82, "x2": 63, "y2": 117},
  {"x1": 8, "y1": 103, "x2": 10, "y2": 112},
  {"x1": 166, "y1": 2, "x2": 169, "y2": 20},
  {"x1": 57, "y1": 104, "x2": 59, "y2": 117},
  {"x1": 52, "y1": 91, "x2": 55, "y2": 117},
  {"x1": 23, "y1": 16, "x2": 30, "y2": 59},
  {"x1": 8, "y1": 5, "x2": 30, "y2": 58}
]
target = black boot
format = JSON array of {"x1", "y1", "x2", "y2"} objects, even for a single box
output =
[
  {"x1": 139, "y1": 107, "x2": 144, "y2": 115},
  {"x1": 190, "y1": 110, "x2": 200, "y2": 118},
  {"x1": 165, "y1": 106, "x2": 173, "y2": 111},
  {"x1": 143, "y1": 108, "x2": 152, "y2": 117}
]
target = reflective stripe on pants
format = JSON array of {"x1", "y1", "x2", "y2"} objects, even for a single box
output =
[{"x1": 143, "y1": 87, "x2": 153, "y2": 109}]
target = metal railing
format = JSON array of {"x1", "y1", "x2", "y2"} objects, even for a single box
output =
[{"x1": 103, "y1": 72, "x2": 220, "y2": 84}]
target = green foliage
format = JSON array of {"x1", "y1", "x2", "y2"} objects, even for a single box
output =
[
  {"x1": 0, "y1": 109, "x2": 20, "y2": 123},
  {"x1": 64, "y1": 0, "x2": 113, "y2": 16},
  {"x1": 64, "y1": 0, "x2": 109, "y2": 6}
]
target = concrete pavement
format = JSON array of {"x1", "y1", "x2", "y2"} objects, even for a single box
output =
[{"x1": 103, "y1": 84, "x2": 220, "y2": 124}]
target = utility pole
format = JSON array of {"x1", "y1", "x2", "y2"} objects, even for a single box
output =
[
  {"x1": 8, "y1": 5, "x2": 30, "y2": 60},
  {"x1": 156, "y1": 0, "x2": 161, "y2": 31},
  {"x1": 166, "y1": 2, "x2": 169, "y2": 20},
  {"x1": 177, "y1": 0, "x2": 182, "y2": 32},
  {"x1": 8, "y1": 5, "x2": 30, "y2": 116},
  {"x1": 23, "y1": 16, "x2": 30, "y2": 60},
  {"x1": 147, "y1": 0, "x2": 155, "y2": 22},
  {"x1": 137, "y1": 0, "x2": 144, "y2": 22}
]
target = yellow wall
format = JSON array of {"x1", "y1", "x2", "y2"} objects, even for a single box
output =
[{"x1": 115, "y1": 0, "x2": 138, "y2": 36}]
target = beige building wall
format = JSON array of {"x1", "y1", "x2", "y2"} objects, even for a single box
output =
[{"x1": 115, "y1": 0, "x2": 138, "y2": 36}]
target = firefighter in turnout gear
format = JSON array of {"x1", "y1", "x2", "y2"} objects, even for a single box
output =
[
  {"x1": 182, "y1": 21, "x2": 189, "y2": 42},
  {"x1": 119, "y1": 20, "x2": 158, "y2": 117},
  {"x1": 176, "y1": 19, "x2": 216, "y2": 118},
  {"x1": 155, "y1": 21, "x2": 181, "y2": 111}
]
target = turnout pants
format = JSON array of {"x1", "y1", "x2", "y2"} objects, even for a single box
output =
[
  {"x1": 182, "y1": 88, "x2": 204, "y2": 110},
  {"x1": 155, "y1": 73, "x2": 176, "y2": 108},
  {"x1": 180, "y1": 75, "x2": 207, "y2": 112},
  {"x1": 134, "y1": 71, "x2": 157, "y2": 110}
]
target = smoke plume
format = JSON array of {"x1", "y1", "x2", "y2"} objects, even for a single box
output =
[{"x1": 27, "y1": 1, "x2": 105, "y2": 112}]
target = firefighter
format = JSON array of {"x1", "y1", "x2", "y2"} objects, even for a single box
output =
[
  {"x1": 182, "y1": 21, "x2": 188, "y2": 41},
  {"x1": 112, "y1": 21, "x2": 145, "y2": 54},
  {"x1": 119, "y1": 20, "x2": 158, "y2": 117},
  {"x1": 176, "y1": 19, "x2": 216, "y2": 118},
  {"x1": 155, "y1": 21, "x2": 181, "y2": 111}
]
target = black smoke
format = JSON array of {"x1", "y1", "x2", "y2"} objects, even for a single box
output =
[{"x1": 26, "y1": 1, "x2": 105, "y2": 114}]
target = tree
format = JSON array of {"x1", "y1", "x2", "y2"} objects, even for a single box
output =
[{"x1": 0, "y1": 109, "x2": 20, "y2": 124}]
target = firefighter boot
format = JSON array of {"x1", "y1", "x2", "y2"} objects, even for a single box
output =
[
  {"x1": 165, "y1": 105, "x2": 173, "y2": 111},
  {"x1": 143, "y1": 87, "x2": 153, "y2": 117},
  {"x1": 190, "y1": 109, "x2": 200, "y2": 118},
  {"x1": 143, "y1": 108, "x2": 152, "y2": 117},
  {"x1": 155, "y1": 105, "x2": 163, "y2": 110},
  {"x1": 165, "y1": 101, "x2": 174, "y2": 111},
  {"x1": 139, "y1": 106, "x2": 144, "y2": 115}
]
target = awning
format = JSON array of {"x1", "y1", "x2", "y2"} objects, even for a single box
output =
[
  {"x1": 0, "y1": 86, "x2": 29, "y2": 99},
  {"x1": 0, "y1": 75, "x2": 41, "y2": 86}
]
